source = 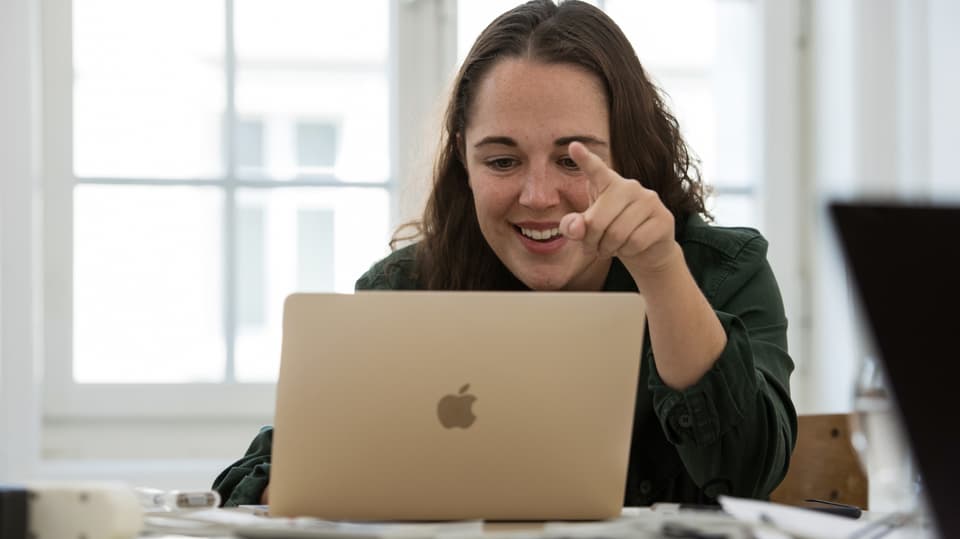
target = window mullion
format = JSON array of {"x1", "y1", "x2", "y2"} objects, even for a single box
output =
[{"x1": 223, "y1": 0, "x2": 238, "y2": 384}]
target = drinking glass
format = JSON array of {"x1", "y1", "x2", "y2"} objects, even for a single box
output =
[{"x1": 850, "y1": 355, "x2": 919, "y2": 513}]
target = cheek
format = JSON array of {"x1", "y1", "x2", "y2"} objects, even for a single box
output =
[
  {"x1": 470, "y1": 177, "x2": 518, "y2": 216},
  {"x1": 562, "y1": 180, "x2": 593, "y2": 212}
]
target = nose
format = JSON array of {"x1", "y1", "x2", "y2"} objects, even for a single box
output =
[{"x1": 518, "y1": 164, "x2": 560, "y2": 210}]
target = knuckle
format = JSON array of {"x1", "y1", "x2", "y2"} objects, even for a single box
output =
[{"x1": 606, "y1": 226, "x2": 634, "y2": 252}]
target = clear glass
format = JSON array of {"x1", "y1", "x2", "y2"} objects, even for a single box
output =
[
  {"x1": 73, "y1": 0, "x2": 225, "y2": 179},
  {"x1": 234, "y1": 0, "x2": 390, "y2": 182},
  {"x1": 233, "y1": 187, "x2": 391, "y2": 382},
  {"x1": 73, "y1": 185, "x2": 225, "y2": 383},
  {"x1": 851, "y1": 355, "x2": 919, "y2": 513}
]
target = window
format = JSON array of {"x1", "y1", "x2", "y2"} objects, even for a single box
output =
[
  {"x1": 295, "y1": 121, "x2": 339, "y2": 170},
  {"x1": 46, "y1": 0, "x2": 766, "y2": 419},
  {"x1": 45, "y1": 0, "x2": 397, "y2": 416},
  {"x1": 236, "y1": 119, "x2": 265, "y2": 171}
]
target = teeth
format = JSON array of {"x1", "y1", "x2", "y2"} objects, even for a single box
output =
[{"x1": 520, "y1": 227, "x2": 560, "y2": 241}]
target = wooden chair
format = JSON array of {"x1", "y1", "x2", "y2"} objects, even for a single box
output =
[{"x1": 770, "y1": 413, "x2": 868, "y2": 509}]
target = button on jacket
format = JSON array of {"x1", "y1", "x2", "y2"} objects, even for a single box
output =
[{"x1": 212, "y1": 213, "x2": 797, "y2": 507}]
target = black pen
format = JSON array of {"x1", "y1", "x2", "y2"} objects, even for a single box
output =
[{"x1": 804, "y1": 498, "x2": 862, "y2": 519}]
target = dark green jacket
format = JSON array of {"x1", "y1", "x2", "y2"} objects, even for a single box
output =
[{"x1": 213, "y1": 214, "x2": 797, "y2": 507}]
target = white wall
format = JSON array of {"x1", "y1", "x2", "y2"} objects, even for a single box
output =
[
  {"x1": 802, "y1": 0, "x2": 960, "y2": 413},
  {"x1": 0, "y1": 0, "x2": 42, "y2": 482}
]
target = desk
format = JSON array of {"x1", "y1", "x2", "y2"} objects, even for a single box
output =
[{"x1": 138, "y1": 505, "x2": 937, "y2": 539}]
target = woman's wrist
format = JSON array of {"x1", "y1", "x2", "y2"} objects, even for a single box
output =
[
  {"x1": 625, "y1": 243, "x2": 727, "y2": 390},
  {"x1": 623, "y1": 241, "x2": 687, "y2": 298}
]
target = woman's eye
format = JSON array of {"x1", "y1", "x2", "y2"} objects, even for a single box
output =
[
  {"x1": 558, "y1": 157, "x2": 580, "y2": 170},
  {"x1": 486, "y1": 157, "x2": 518, "y2": 170}
]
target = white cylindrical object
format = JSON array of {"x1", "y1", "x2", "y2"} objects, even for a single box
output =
[{"x1": 24, "y1": 481, "x2": 143, "y2": 539}]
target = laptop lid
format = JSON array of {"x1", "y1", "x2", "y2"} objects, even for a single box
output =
[
  {"x1": 830, "y1": 202, "x2": 958, "y2": 537},
  {"x1": 269, "y1": 291, "x2": 646, "y2": 521}
]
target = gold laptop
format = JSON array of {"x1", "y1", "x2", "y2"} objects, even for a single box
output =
[{"x1": 270, "y1": 291, "x2": 646, "y2": 521}]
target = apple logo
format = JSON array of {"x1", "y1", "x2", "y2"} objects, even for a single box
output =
[{"x1": 437, "y1": 384, "x2": 477, "y2": 429}]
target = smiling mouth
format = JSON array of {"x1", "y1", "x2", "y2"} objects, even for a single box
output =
[{"x1": 514, "y1": 225, "x2": 562, "y2": 242}]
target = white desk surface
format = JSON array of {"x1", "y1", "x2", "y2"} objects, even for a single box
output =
[{"x1": 138, "y1": 505, "x2": 938, "y2": 539}]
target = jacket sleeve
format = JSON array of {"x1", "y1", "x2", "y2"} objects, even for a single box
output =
[
  {"x1": 211, "y1": 426, "x2": 273, "y2": 507},
  {"x1": 647, "y1": 235, "x2": 798, "y2": 499}
]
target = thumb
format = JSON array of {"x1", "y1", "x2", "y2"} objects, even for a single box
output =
[{"x1": 560, "y1": 213, "x2": 585, "y2": 240}]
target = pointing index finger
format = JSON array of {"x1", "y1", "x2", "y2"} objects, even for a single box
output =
[{"x1": 569, "y1": 141, "x2": 618, "y2": 195}]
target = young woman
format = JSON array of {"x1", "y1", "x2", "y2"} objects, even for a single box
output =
[{"x1": 214, "y1": 0, "x2": 797, "y2": 507}]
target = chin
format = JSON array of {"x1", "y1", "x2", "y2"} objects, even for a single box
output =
[{"x1": 514, "y1": 270, "x2": 570, "y2": 291}]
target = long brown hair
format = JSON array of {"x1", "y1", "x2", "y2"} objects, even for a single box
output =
[{"x1": 399, "y1": 0, "x2": 708, "y2": 290}]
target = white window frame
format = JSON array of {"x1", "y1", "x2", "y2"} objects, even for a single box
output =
[
  {"x1": 42, "y1": 0, "x2": 459, "y2": 420},
  {"x1": 2, "y1": 0, "x2": 43, "y2": 479}
]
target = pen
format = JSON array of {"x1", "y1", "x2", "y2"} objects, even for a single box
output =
[
  {"x1": 804, "y1": 498, "x2": 862, "y2": 519},
  {"x1": 651, "y1": 502, "x2": 724, "y2": 513}
]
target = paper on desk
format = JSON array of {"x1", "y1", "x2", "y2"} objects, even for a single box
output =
[
  {"x1": 439, "y1": 508, "x2": 751, "y2": 539},
  {"x1": 545, "y1": 510, "x2": 751, "y2": 539},
  {"x1": 143, "y1": 508, "x2": 485, "y2": 538},
  {"x1": 719, "y1": 496, "x2": 919, "y2": 539},
  {"x1": 143, "y1": 508, "x2": 276, "y2": 536},
  {"x1": 235, "y1": 517, "x2": 484, "y2": 539}
]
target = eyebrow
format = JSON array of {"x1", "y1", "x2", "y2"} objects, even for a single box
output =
[{"x1": 473, "y1": 135, "x2": 608, "y2": 149}]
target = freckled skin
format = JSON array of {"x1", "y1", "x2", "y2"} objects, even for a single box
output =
[{"x1": 464, "y1": 59, "x2": 614, "y2": 291}]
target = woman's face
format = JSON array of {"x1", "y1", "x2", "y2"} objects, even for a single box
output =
[{"x1": 464, "y1": 59, "x2": 613, "y2": 291}]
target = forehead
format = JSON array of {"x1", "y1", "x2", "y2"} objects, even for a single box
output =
[{"x1": 465, "y1": 59, "x2": 609, "y2": 140}]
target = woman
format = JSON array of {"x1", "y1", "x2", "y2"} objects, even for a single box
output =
[{"x1": 214, "y1": 0, "x2": 796, "y2": 507}]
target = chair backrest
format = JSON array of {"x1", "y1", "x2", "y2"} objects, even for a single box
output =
[{"x1": 770, "y1": 413, "x2": 868, "y2": 509}]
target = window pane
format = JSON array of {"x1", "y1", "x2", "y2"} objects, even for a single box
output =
[
  {"x1": 234, "y1": 0, "x2": 389, "y2": 182},
  {"x1": 296, "y1": 121, "x2": 338, "y2": 169},
  {"x1": 73, "y1": 185, "x2": 225, "y2": 383},
  {"x1": 708, "y1": 193, "x2": 758, "y2": 229},
  {"x1": 234, "y1": 187, "x2": 391, "y2": 382},
  {"x1": 73, "y1": 0, "x2": 225, "y2": 179},
  {"x1": 654, "y1": 74, "x2": 716, "y2": 184},
  {"x1": 606, "y1": 0, "x2": 716, "y2": 71},
  {"x1": 236, "y1": 119, "x2": 266, "y2": 171},
  {"x1": 606, "y1": 0, "x2": 760, "y2": 195},
  {"x1": 712, "y1": 0, "x2": 760, "y2": 190}
]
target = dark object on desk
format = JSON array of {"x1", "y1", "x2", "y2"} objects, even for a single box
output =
[
  {"x1": 678, "y1": 503, "x2": 724, "y2": 512},
  {"x1": 805, "y1": 498, "x2": 863, "y2": 519},
  {"x1": 831, "y1": 202, "x2": 960, "y2": 539},
  {"x1": 661, "y1": 522, "x2": 729, "y2": 539},
  {"x1": 0, "y1": 485, "x2": 28, "y2": 539},
  {"x1": 770, "y1": 414, "x2": 867, "y2": 509}
]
